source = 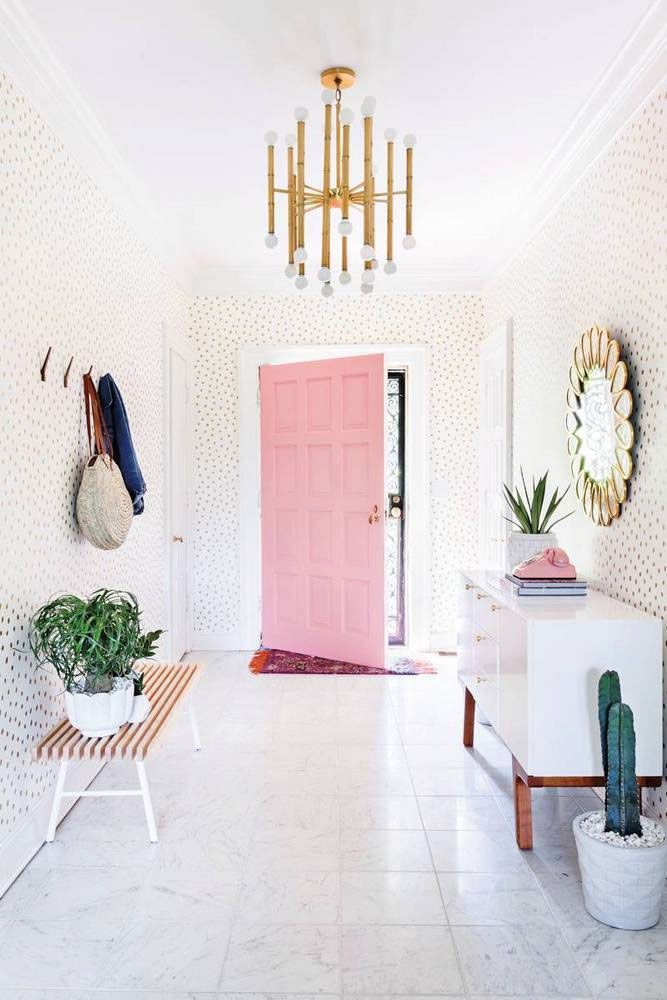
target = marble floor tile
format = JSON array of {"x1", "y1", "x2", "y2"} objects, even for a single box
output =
[
  {"x1": 452, "y1": 923, "x2": 590, "y2": 996},
  {"x1": 143, "y1": 869, "x2": 242, "y2": 922},
  {"x1": 245, "y1": 829, "x2": 341, "y2": 873},
  {"x1": 438, "y1": 872, "x2": 556, "y2": 926},
  {"x1": 339, "y1": 795, "x2": 423, "y2": 830},
  {"x1": 337, "y1": 761, "x2": 414, "y2": 796},
  {"x1": 399, "y1": 723, "x2": 464, "y2": 745},
  {"x1": 220, "y1": 922, "x2": 340, "y2": 993},
  {"x1": 564, "y1": 921, "x2": 667, "y2": 998},
  {"x1": 13, "y1": 865, "x2": 147, "y2": 921},
  {"x1": 341, "y1": 923, "x2": 464, "y2": 994},
  {"x1": 418, "y1": 795, "x2": 508, "y2": 831},
  {"x1": 28, "y1": 822, "x2": 160, "y2": 869},
  {"x1": 342, "y1": 870, "x2": 446, "y2": 924},
  {"x1": 410, "y1": 766, "x2": 492, "y2": 796},
  {"x1": 428, "y1": 830, "x2": 528, "y2": 874},
  {"x1": 253, "y1": 794, "x2": 339, "y2": 836},
  {"x1": 237, "y1": 870, "x2": 340, "y2": 924},
  {"x1": 0, "y1": 919, "x2": 117, "y2": 990},
  {"x1": 340, "y1": 828, "x2": 433, "y2": 871}
]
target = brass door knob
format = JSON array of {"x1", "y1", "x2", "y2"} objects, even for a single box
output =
[
  {"x1": 368, "y1": 505, "x2": 380, "y2": 524},
  {"x1": 172, "y1": 535, "x2": 185, "y2": 543}
]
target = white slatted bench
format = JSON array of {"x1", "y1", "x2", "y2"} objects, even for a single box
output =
[{"x1": 34, "y1": 662, "x2": 201, "y2": 843}]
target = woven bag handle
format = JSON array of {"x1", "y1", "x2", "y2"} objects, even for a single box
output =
[{"x1": 83, "y1": 373, "x2": 112, "y2": 459}]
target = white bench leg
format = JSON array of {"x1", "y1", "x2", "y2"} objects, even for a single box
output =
[
  {"x1": 136, "y1": 760, "x2": 158, "y2": 843},
  {"x1": 188, "y1": 699, "x2": 202, "y2": 751},
  {"x1": 46, "y1": 760, "x2": 68, "y2": 842}
]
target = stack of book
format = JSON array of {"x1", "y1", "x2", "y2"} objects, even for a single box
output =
[{"x1": 504, "y1": 574, "x2": 587, "y2": 598}]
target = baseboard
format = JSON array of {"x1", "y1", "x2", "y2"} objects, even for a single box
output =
[
  {"x1": 0, "y1": 758, "x2": 103, "y2": 897},
  {"x1": 430, "y1": 632, "x2": 457, "y2": 653},
  {"x1": 189, "y1": 631, "x2": 246, "y2": 651}
]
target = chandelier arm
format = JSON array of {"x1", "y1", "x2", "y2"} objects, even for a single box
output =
[
  {"x1": 386, "y1": 138, "x2": 394, "y2": 264},
  {"x1": 341, "y1": 120, "x2": 350, "y2": 275},
  {"x1": 287, "y1": 145, "x2": 295, "y2": 265},
  {"x1": 304, "y1": 184, "x2": 323, "y2": 194},
  {"x1": 348, "y1": 182, "x2": 365, "y2": 193},
  {"x1": 267, "y1": 141, "x2": 275, "y2": 237},
  {"x1": 297, "y1": 120, "x2": 306, "y2": 274},
  {"x1": 363, "y1": 113, "x2": 372, "y2": 269},
  {"x1": 335, "y1": 100, "x2": 341, "y2": 191},
  {"x1": 322, "y1": 101, "x2": 332, "y2": 270},
  {"x1": 406, "y1": 146, "x2": 413, "y2": 241}
]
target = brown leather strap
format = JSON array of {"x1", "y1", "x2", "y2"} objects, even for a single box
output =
[{"x1": 83, "y1": 374, "x2": 112, "y2": 458}]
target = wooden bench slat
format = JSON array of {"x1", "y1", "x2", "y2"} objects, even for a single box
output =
[{"x1": 33, "y1": 664, "x2": 201, "y2": 762}]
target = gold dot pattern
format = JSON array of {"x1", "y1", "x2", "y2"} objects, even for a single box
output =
[
  {"x1": 486, "y1": 90, "x2": 667, "y2": 816},
  {"x1": 0, "y1": 71, "x2": 187, "y2": 839},
  {"x1": 188, "y1": 294, "x2": 485, "y2": 642}
]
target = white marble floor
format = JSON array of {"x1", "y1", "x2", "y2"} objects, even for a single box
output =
[{"x1": 2, "y1": 650, "x2": 666, "y2": 999}]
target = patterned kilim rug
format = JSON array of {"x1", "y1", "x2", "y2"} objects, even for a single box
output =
[{"x1": 249, "y1": 648, "x2": 436, "y2": 675}]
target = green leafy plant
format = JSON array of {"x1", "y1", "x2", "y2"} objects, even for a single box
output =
[
  {"x1": 503, "y1": 468, "x2": 574, "y2": 534},
  {"x1": 597, "y1": 670, "x2": 642, "y2": 837},
  {"x1": 132, "y1": 670, "x2": 145, "y2": 696},
  {"x1": 29, "y1": 590, "x2": 163, "y2": 695}
]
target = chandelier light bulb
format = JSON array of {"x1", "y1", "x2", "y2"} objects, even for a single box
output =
[
  {"x1": 321, "y1": 88, "x2": 335, "y2": 105},
  {"x1": 361, "y1": 282, "x2": 374, "y2": 294},
  {"x1": 284, "y1": 132, "x2": 296, "y2": 148},
  {"x1": 338, "y1": 219, "x2": 353, "y2": 236},
  {"x1": 339, "y1": 107, "x2": 354, "y2": 126},
  {"x1": 384, "y1": 260, "x2": 398, "y2": 275},
  {"x1": 294, "y1": 106, "x2": 309, "y2": 122},
  {"x1": 403, "y1": 133, "x2": 417, "y2": 148},
  {"x1": 321, "y1": 282, "x2": 334, "y2": 298},
  {"x1": 295, "y1": 274, "x2": 308, "y2": 290},
  {"x1": 402, "y1": 234, "x2": 416, "y2": 250},
  {"x1": 371, "y1": 257, "x2": 379, "y2": 269},
  {"x1": 294, "y1": 246, "x2": 308, "y2": 263},
  {"x1": 339, "y1": 270, "x2": 352, "y2": 285},
  {"x1": 362, "y1": 268, "x2": 375, "y2": 283},
  {"x1": 284, "y1": 263, "x2": 297, "y2": 278},
  {"x1": 360, "y1": 244, "x2": 375, "y2": 261},
  {"x1": 264, "y1": 233, "x2": 278, "y2": 249},
  {"x1": 384, "y1": 128, "x2": 397, "y2": 141},
  {"x1": 264, "y1": 130, "x2": 278, "y2": 146},
  {"x1": 360, "y1": 96, "x2": 377, "y2": 118},
  {"x1": 317, "y1": 266, "x2": 332, "y2": 283}
]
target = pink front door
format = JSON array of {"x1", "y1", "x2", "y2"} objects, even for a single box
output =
[{"x1": 260, "y1": 354, "x2": 386, "y2": 669}]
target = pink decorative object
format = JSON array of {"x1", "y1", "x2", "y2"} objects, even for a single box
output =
[{"x1": 513, "y1": 547, "x2": 577, "y2": 580}]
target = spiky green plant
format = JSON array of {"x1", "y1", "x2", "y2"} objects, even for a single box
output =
[
  {"x1": 598, "y1": 669, "x2": 622, "y2": 797},
  {"x1": 596, "y1": 671, "x2": 642, "y2": 838},
  {"x1": 503, "y1": 468, "x2": 573, "y2": 534},
  {"x1": 29, "y1": 590, "x2": 163, "y2": 694}
]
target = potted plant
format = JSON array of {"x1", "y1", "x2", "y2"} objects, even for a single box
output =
[
  {"x1": 503, "y1": 468, "x2": 573, "y2": 570},
  {"x1": 129, "y1": 668, "x2": 151, "y2": 725},
  {"x1": 29, "y1": 589, "x2": 163, "y2": 738},
  {"x1": 572, "y1": 670, "x2": 667, "y2": 930}
]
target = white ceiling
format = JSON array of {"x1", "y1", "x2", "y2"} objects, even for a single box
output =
[{"x1": 11, "y1": 0, "x2": 664, "y2": 291}]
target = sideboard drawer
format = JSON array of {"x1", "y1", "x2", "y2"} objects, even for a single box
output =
[
  {"x1": 471, "y1": 627, "x2": 499, "y2": 727},
  {"x1": 473, "y1": 589, "x2": 501, "y2": 640}
]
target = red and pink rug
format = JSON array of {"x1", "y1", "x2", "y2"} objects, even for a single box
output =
[{"x1": 249, "y1": 648, "x2": 436, "y2": 675}]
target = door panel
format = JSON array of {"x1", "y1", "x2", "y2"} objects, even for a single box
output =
[
  {"x1": 261, "y1": 354, "x2": 385, "y2": 668},
  {"x1": 168, "y1": 347, "x2": 189, "y2": 660}
]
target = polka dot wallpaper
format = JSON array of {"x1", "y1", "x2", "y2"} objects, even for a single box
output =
[
  {"x1": 0, "y1": 72, "x2": 187, "y2": 846},
  {"x1": 486, "y1": 90, "x2": 666, "y2": 816},
  {"x1": 188, "y1": 294, "x2": 486, "y2": 645}
]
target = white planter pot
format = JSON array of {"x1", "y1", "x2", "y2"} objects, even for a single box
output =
[
  {"x1": 129, "y1": 694, "x2": 151, "y2": 725},
  {"x1": 507, "y1": 532, "x2": 556, "y2": 573},
  {"x1": 573, "y1": 812, "x2": 667, "y2": 930},
  {"x1": 64, "y1": 678, "x2": 134, "y2": 737}
]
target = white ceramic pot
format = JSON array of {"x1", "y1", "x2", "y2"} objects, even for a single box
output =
[
  {"x1": 573, "y1": 812, "x2": 667, "y2": 930},
  {"x1": 64, "y1": 677, "x2": 134, "y2": 737},
  {"x1": 507, "y1": 532, "x2": 556, "y2": 573},
  {"x1": 129, "y1": 694, "x2": 151, "y2": 725}
]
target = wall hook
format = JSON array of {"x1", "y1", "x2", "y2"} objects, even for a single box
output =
[
  {"x1": 86, "y1": 365, "x2": 93, "y2": 377},
  {"x1": 63, "y1": 356, "x2": 74, "y2": 388},
  {"x1": 40, "y1": 346, "x2": 52, "y2": 382}
]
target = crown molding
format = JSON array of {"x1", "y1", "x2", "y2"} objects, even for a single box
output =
[
  {"x1": 485, "y1": 0, "x2": 667, "y2": 287},
  {"x1": 192, "y1": 262, "x2": 484, "y2": 297},
  {"x1": 0, "y1": 0, "x2": 192, "y2": 292}
]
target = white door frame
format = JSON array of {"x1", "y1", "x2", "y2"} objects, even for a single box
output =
[
  {"x1": 162, "y1": 322, "x2": 194, "y2": 659},
  {"x1": 479, "y1": 318, "x2": 513, "y2": 570},
  {"x1": 239, "y1": 344, "x2": 430, "y2": 652}
]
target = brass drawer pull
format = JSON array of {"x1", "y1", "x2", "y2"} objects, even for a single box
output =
[
  {"x1": 464, "y1": 583, "x2": 477, "y2": 591},
  {"x1": 475, "y1": 674, "x2": 487, "y2": 683},
  {"x1": 473, "y1": 634, "x2": 486, "y2": 642},
  {"x1": 490, "y1": 603, "x2": 501, "y2": 611},
  {"x1": 476, "y1": 593, "x2": 488, "y2": 601}
]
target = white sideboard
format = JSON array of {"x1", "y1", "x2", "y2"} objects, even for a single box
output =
[{"x1": 457, "y1": 570, "x2": 663, "y2": 847}]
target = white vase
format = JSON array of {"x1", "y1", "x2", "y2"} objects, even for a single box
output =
[
  {"x1": 573, "y1": 812, "x2": 667, "y2": 930},
  {"x1": 507, "y1": 532, "x2": 556, "y2": 573},
  {"x1": 64, "y1": 677, "x2": 134, "y2": 737},
  {"x1": 129, "y1": 694, "x2": 151, "y2": 725}
]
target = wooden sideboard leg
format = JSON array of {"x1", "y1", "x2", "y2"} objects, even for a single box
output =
[
  {"x1": 512, "y1": 756, "x2": 533, "y2": 850},
  {"x1": 463, "y1": 687, "x2": 475, "y2": 747}
]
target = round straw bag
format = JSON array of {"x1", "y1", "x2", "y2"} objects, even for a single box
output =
[{"x1": 76, "y1": 374, "x2": 132, "y2": 550}]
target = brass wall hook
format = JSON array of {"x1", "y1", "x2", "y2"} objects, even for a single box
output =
[{"x1": 40, "y1": 346, "x2": 52, "y2": 381}]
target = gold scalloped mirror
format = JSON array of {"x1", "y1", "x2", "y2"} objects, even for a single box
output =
[{"x1": 566, "y1": 326, "x2": 634, "y2": 526}]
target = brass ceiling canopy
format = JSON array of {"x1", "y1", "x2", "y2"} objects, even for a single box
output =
[{"x1": 263, "y1": 66, "x2": 417, "y2": 295}]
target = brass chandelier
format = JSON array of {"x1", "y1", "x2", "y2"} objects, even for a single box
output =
[{"x1": 264, "y1": 67, "x2": 416, "y2": 296}]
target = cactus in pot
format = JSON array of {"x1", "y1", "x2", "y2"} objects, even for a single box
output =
[{"x1": 573, "y1": 669, "x2": 667, "y2": 929}]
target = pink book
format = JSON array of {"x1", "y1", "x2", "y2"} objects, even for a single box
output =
[{"x1": 513, "y1": 547, "x2": 577, "y2": 580}]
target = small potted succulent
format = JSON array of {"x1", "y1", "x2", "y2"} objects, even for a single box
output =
[
  {"x1": 29, "y1": 589, "x2": 163, "y2": 737},
  {"x1": 503, "y1": 468, "x2": 573, "y2": 570},
  {"x1": 573, "y1": 670, "x2": 667, "y2": 930}
]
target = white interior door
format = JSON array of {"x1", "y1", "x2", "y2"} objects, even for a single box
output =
[
  {"x1": 479, "y1": 321, "x2": 512, "y2": 571},
  {"x1": 167, "y1": 341, "x2": 190, "y2": 660}
]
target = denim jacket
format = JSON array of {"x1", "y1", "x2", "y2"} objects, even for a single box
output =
[{"x1": 98, "y1": 373, "x2": 146, "y2": 515}]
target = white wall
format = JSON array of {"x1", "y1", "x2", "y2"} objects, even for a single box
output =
[
  {"x1": 486, "y1": 89, "x2": 666, "y2": 817},
  {"x1": 188, "y1": 294, "x2": 486, "y2": 650},
  {"x1": 0, "y1": 69, "x2": 187, "y2": 889}
]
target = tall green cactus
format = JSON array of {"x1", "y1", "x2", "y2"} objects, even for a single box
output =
[
  {"x1": 605, "y1": 701, "x2": 642, "y2": 837},
  {"x1": 598, "y1": 669, "x2": 621, "y2": 806}
]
